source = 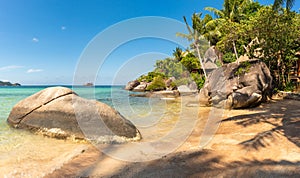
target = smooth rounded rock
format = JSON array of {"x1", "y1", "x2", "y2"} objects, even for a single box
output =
[{"x1": 7, "y1": 87, "x2": 141, "y2": 141}]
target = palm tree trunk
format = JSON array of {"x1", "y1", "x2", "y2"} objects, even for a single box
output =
[
  {"x1": 233, "y1": 40, "x2": 239, "y2": 62},
  {"x1": 194, "y1": 42, "x2": 207, "y2": 79}
]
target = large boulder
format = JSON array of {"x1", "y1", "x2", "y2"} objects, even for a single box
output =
[
  {"x1": 125, "y1": 80, "x2": 140, "y2": 90},
  {"x1": 198, "y1": 59, "x2": 272, "y2": 109},
  {"x1": 178, "y1": 85, "x2": 197, "y2": 96},
  {"x1": 133, "y1": 82, "x2": 148, "y2": 92},
  {"x1": 7, "y1": 87, "x2": 141, "y2": 141},
  {"x1": 203, "y1": 46, "x2": 220, "y2": 74},
  {"x1": 165, "y1": 77, "x2": 176, "y2": 90}
]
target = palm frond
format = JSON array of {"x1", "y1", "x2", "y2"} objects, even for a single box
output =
[
  {"x1": 273, "y1": 0, "x2": 285, "y2": 10},
  {"x1": 176, "y1": 32, "x2": 193, "y2": 41},
  {"x1": 286, "y1": 0, "x2": 295, "y2": 10},
  {"x1": 183, "y1": 16, "x2": 193, "y2": 35},
  {"x1": 204, "y1": 7, "x2": 224, "y2": 18}
]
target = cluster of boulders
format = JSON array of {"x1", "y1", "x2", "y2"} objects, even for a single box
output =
[
  {"x1": 125, "y1": 77, "x2": 176, "y2": 92},
  {"x1": 198, "y1": 58, "x2": 273, "y2": 109},
  {"x1": 125, "y1": 77, "x2": 198, "y2": 96},
  {"x1": 125, "y1": 80, "x2": 147, "y2": 92},
  {"x1": 126, "y1": 55, "x2": 273, "y2": 109}
]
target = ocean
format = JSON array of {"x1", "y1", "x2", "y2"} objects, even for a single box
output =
[{"x1": 0, "y1": 85, "x2": 197, "y2": 176}]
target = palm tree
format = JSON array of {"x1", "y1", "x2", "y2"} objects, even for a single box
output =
[
  {"x1": 205, "y1": 0, "x2": 254, "y2": 60},
  {"x1": 205, "y1": 0, "x2": 254, "y2": 23},
  {"x1": 176, "y1": 13, "x2": 209, "y2": 79},
  {"x1": 173, "y1": 47, "x2": 184, "y2": 61},
  {"x1": 273, "y1": 0, "x2": 295, "y2": 10}
]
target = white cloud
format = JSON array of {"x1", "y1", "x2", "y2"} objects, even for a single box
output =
[
  {"x1": 61, "y1": 26, "x2": 66, "y2": 30},
  {"x1": 27, "y1": 69, "x2": 43, "y2": 73},
  {"x1": 32, "y1": 37, "x2": 39, "y2": 42},
  {"x1": 0, "y1": 65, "x2": 24, "y2": 71}
]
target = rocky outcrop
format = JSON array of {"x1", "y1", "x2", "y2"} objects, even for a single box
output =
[
  {"x1": 203, "y1": 46, "x2": 220, "y2": 74},
  {"x1": 125, "y1": 80, "x2": 140, "y2": 90},
  {"x1": 165, "y1": 77, "x2": 176, "y2": 90},
  {"x1": 7, "y1": 87, "x2": 141, "y2": 141},
  {"x1": 198, "y1": 59, "x2": 272, "y2": 109},
  {"x1": 178, "y1": 85, "x2": 197, "y2": 96},
  {"x1": 129, "y1": 90, "x2": 180, "y2": 98},
  {"x1": 133, "y1": 82, "x2": 148, "y2": 92}
]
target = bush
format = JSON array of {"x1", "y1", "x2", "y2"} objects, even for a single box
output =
[
  {"x1": 284, "y1": 82, "x2": 296, "y2": 92},
  {"x1": 174, "y1": 77, "x2": 190, "y2": 86},
  {"x1": 223, "y1": 52, "x2": 236, "y2": 63},
  {"x1": 138, "y1": 72, "x2": 165, "y2": 83},
  {"x1": 191, "y1": 73, "x2": 206, "y2": 89},
  {"x1": 146, "y1": 76, "x2": 166, "y2": 91},
  {"x1": 234, "y1": 61, "x2": 251, "y2": 76}
]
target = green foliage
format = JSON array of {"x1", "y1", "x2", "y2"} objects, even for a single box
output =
[
  {"x1": 170, "y1": 81, "x2": 177, "y2": 89},
  {"x1": 247, "y1": 6, "x2": 300, "y2": 90},
  {"x1": 201, "y1": 0, "x2": 300, "y2": 91},
  {"x1": 174, "y1": 78, "x2": 190, "y2": 86},
  {"x1": 235, "y1": 61, "x2": 251, "y2": 76},
  {"x1": 137, "y1": 49, "x2": 206, "y2": 91},
  {"x1": 273, "y1": 0, "x2": 295, "y2": 11},
  {"x1": 180, "y1": 53, "x2": 201, "y2": 72},
  {"x1": 177, "y1": 12, "x2": 211, "y2": 79},
  {"x1": 284, "y1": 81, "x2": 296, "y2": 91},
  {"x1": 135, "y1": 0, "x2": 300, "y2": 92},
  {"x1": 216, "y1": 60, "x2": 223, "y2": 67},
  {"x1": 154, "y1": 58, "x2": 183, "y2": 79},
  {"x1": 146, "y1": 76, "x2": 166, "y2": 91},
  {"x1": 138, "y1": 72, "x2": 165, "y2": 83},
  {"x1": 223, "y1": 52, "x2": 236, "y2": 63},
  {"x1": 173, "y1": 47, "x2": 183, "y2": 61},
  {"x1": 191, "y1": 73, "x2": 206, "y2": 89}
]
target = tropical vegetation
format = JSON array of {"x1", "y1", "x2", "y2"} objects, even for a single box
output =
[{"x1": 135, "y1": 0, "x2": 300, "y2": 91}]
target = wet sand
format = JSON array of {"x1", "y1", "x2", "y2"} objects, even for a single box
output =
[{"x1": 46, "y1": 97, "x2": 300, "y2": 177}]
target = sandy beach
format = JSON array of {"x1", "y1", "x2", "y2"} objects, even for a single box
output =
[
  {"x1": 44, "y1": 97, "x2": 300, "y2": 177},
  {"x1": 1, "y1": 0, "x2": 300, "y2": 177}
]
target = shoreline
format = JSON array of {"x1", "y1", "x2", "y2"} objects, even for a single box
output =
[{"x1": 45, "y1": 97, "x2": 300, "y2": 177}]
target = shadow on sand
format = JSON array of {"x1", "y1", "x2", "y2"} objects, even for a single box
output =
[
  {"x1": 46, "y1": 99, "x2": 300, "y2": 177},
  {"x1": 221, "y1": 99, "x2": 300, "y2": 149}
]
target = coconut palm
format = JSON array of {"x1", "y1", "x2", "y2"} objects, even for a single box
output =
[
  {"x1": 173, "y1": 47, "x2": 184, "y2": 61},
  {"x1": 176, "y1": 13, "x2": 210, "y2": 79},
  {"x1": 205, "y1": 0, "x2": 255, "y2": 60},
  {"x1": 205, "y1": 0, "x2": 254, "y2": 23},
  {"x1": 273, "y1": 0, "x2": 295, "y2": 10}
]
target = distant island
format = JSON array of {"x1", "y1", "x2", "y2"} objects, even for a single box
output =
[
  {"x1": 83, "y1": 82, "x2": 93, "y2": 87},
  {"x1": 0, "y1": 81, "x2": 21, "y2": 86}
]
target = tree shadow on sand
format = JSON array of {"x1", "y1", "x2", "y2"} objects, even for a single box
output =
[
  {"x1": 107, "y1": 151, "x2": 300, "y2": 177},
  {"x1": 46, "y1": 99, "x2": 300, "y2": 177},
  {"x1": 221, "y1": 99, "x2": 300, "y2": 150}
]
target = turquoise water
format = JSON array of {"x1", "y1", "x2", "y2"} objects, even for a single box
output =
[
  {"x1": 0, "y1": 85, "x2": 198, "y2": 176},
  {"x1": 0, "y1": 85, "x2": 168, "y2": 176},
  {"x1": 0, "y1": 85, "x2": 164, "y2": 140}
]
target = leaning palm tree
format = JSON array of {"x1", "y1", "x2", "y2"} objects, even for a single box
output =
[
  {"x1": 176, "y1": 13, "x2": 209, "y2": 79},
  {"x1": 273, "y1": 0, "x2": 295, "y2": 10}
]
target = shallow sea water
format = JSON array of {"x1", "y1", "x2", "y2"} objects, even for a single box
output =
[{"x1": 0, "y1": 86, "x2": 199, "y2": 176}]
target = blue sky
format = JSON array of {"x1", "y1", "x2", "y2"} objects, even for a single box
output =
[{"x1": 0, "y1": 0, "x2": 299, "y2": 85}]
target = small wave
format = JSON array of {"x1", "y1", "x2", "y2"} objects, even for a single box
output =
[
  {"x1": 97, "y1": 98, "x2": 113, "y2": 101},
  {"x1": 88, "y1": 132, "x2": 142, "y2": 145}
]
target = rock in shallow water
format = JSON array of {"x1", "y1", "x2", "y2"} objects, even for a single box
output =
[{"x1": 7, "y1": 87, "x2": 141, "y2": 141}]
